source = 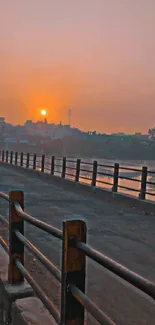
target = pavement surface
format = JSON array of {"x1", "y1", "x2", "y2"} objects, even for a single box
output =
[{"x1": 0, "y1": 165, "x2": 155, "y2": 325}]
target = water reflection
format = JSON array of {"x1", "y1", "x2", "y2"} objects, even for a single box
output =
[{"x1": 16, "y1": 155, "x2": 155, "y2": 202}]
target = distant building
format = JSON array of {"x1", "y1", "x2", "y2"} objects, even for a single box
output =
[{"x1": 0, "y1": 117, "x2": 5, "y2": 123}]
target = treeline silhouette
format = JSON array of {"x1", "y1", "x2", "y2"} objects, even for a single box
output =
[{"x1": 3, "y1": 135, "x2": 155, "y2": 160}]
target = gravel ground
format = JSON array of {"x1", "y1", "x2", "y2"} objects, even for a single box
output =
[{"x1": 0, "y1": 165, "x2": 155, "y2": 325}]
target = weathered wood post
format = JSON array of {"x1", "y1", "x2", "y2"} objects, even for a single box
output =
[
  {"x1": 15, "y1": 152, "x2": 18, "y2": 165},
  {"x1": 20, "y1": 152, "x2": 23, "y2": 167},
  {"x1": 41, "y1": 154, "x2": 45, "y2": 172},
  {"x1": 10, "y1": 151, "x2": 13, "y2": 164},
  {"x1": 62, "y1": 157, "x2": 66, "y2": 178},
  {"x1": 75, "y1": 159, "x2": 81, "y2": 182},
  {"x1": 6, "y1": 150, "x2": 9, "y2": 163},
  {"x1": 2, "y1": 150, "x2": 4, "y2": 162},
  {"x1": 139, "y1": 166, "x2": 147, "y2": 200},
  {"x1": 91, "y1": 161, "x2": 97, "y2": 186},
  {"x1": 33, "y1": 153, "x2": 36, "y2": 170},
  {"x1": 8, "y1": 191, "x2": 24, "y2": 284},
  {"x1": 61, "y1": 219, "x2": 86, "y2": 325},
  {"x1": 26, "y1": 153, "x2": 30, "y2": 168},
  {"x1": 112, "y1": 163, "x2": 119, "y2": 192},
  {"x1": 51, "y1": 156, "x2": 55, "y2": 175}
]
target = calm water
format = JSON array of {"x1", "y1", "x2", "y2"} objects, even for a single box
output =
[{"x1": 14, "y1": 154, "x2": 155, "y2": 202}]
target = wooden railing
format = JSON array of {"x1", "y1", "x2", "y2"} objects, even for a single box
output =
[
  {"x1": 0, "y1": 190, "x2": 155, "y2": 324},
  {"x1": 1, "y1": 150, "x2": 155, "y2": 200}
]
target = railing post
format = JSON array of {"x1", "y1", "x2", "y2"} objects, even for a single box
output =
[
  {"x1": 10, "y1": 151, "x2": 13, "y2": 164},
  {"x1": 139, "y1": 166, "x2": 147, "y2": 200},
  {"x1": 91, "y1": 161, "x2": 97, "y2": 186},
  {"x1": 33, "y1": 153, "x2": 36, "y2": 170},
  {"x1": 112, "y1": 163, "x2": 119, "y2": 192},
  {"x1": 51, "y1": 156, "x2": 55, "y2": 175},
  {"x1": 41, "y1": 154, "x2": 45, "y2": 172},
  {"x1": 20, "y1": 152, "x2": 23, "y2": 166},
  {"x1": 75, "y1": 159, "x2": 81, "y2": 182},
  {"x1": 61, "y1": 219, "x2": 86, "y2": 325},
  {"x1": 62, "y1": 157, "x2": 66, "y2": 178},
  {"x1": 2, "y1": 150, "x2": 4, "y2": 162},
  {"x1": 6, "y1": 150, "x2": 9, "y2": 163},
  {"x1": 15, "y1": 152, "x2": 18, "y2": 165},
  {"x1": 26, "y1": 153, "x2": 29, "y2": 168},
  {"x1": 8, "y1": 190, "x2": 24, "y2": 284}
]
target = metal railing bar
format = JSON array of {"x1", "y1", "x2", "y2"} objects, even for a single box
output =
[
  {"x1": 14, "y1": 202, "x2": 63, "y2": 240},
  {"x1": 147, "y1": 170, "x2": 155, "y2": 175},
  {"x1": 76, "y1": 241, "x2": 155, "y2": 300},
  {"x1": 14, "y1": 230, "x2": 61, "y2": 282},
  {"x1": 69, "y1": 285, "x2": 116, "y2": 325},
  {"x1": 0, "y1": 237, "x2": 9, "y2": 254},
  {"x1": 15, "y1": 259, "x2": 60, "y2": 324},
  {"x1": 146, "y1": 181, "x2": 155, "y2": 186},
  {"x1": 55, "y1": 164, "x2": 62, "y2": 168},
  {"x1": 65, "y1": 173, "x2": 75, "y2": 177},
  {"x1": 96, "y1": 180, "x2": 112, "y2": 186},
  {"x1": 0, "y1": 192, "x2": 9, "y2": 201},
  {"x1": 97, "y1": 171, "x2": 113, "y2": 177},
  {"x1": 118, "y1": 185, "x2": 139, "y2": 192},
  {"x1": 44, "y1": 168, "x2": 51, "y2": 172},
  {"x1": 81, "y1": 161, "x2": 93, "y2": 166},
  {"x1": 119, "y1": 166, "x2": 141, "y2": 172},
  {"x1": 0, "y1": 214, "x2": 9, "y2": 227},
  {"x1": 80, "y1": 168, "x2": 92, "y2": 173},
  {"x1": 54, "y1": 170, "x2": 61, "y2": 174},
  {"x1": 118, "y1": 175, "x2": 141, "y2": 182},
  {"x1": 66, "y1": 166, "x2": 76, "y2": 170},
  {"x1": 145, "y1": 192, "x2": 155, "y2": 197},
  {"x1": 80, "y1": 176, "x2": 91, "y2": 181},
  {"x1": 97, "y1": 164, "x2": 114, "y2": 168}
]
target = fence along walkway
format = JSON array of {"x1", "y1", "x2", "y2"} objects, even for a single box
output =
[
  {"x1": 1, "y1": 150, "x2": 155, "y2": 201},
  {"x1": 0, "y1": 190, "x2": 155, "y2": 324}
]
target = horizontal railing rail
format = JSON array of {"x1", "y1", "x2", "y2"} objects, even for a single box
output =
[
  {"x1": 1, "y1": 150, "x2": 155, "y2": 201},
  {"x1": 0, "y1": 190, "x2": 155, "y2": 324}
]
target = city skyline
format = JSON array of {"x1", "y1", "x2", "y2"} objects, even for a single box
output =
[{"x1": 1, "y1": 1, "x2": 155, "y2": 133}]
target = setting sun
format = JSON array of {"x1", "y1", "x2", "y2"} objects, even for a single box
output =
[{"x1": 41, "y1": 109, "x2": 47, "y2": 116}]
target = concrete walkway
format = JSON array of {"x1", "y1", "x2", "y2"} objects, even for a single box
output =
[{"x1": 0, "y1": 165, "x2": 155, "y2": 325}]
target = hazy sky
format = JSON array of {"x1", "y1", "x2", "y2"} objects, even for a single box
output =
[{"x1": 0, "y1": 1, "x2": 155, "y2": 133}]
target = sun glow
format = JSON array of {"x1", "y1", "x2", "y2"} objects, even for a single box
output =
[{"x1": 41, "y1": 109, "x2": 47, "y2": 116}]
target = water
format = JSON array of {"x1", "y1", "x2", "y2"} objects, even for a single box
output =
[{"x1": 14, "y1": 154, "x2": 155, "y2": 202}]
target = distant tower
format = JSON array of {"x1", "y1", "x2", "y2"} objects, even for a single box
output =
[{"x1": 68, "y1": 109, "x2": 72, "y2": 127}]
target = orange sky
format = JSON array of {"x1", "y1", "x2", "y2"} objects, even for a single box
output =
[{"x1": 0, "y1": 1, "x2": 155, "y2": 133}]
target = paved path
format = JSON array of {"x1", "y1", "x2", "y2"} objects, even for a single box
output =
[{"x1": 0, "y1": 165, "x2": 155, "y2": 325}]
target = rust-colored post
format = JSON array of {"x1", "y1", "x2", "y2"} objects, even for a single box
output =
[
  {"x1": 8, "y1": 191, "x2": 24, "y2": 284},
  {"x1": 2, "y1": 150, "x2": 4, "y2": 162},
  {"x1": 41, "y1": 154, "x2": 45, "y2": 172},
  {"x1": 75, "y1": 159, "x2": 81, "y2": 182},
  {"x1": 15, "y1": 152, "x2": 18, "y2": 165},
  {"x1": 26, "y1": 153, "x2": 29, "y2": 168},
  {"x1": 51, "y1": 156, "x2": 55, "y2": 175},
  {"x1": 61, "y1": 219, "x2": 86, "y2": 325},
  {"x1": 6, "y1": 150, "x2": 9, "y2": 163},
  {"x1": 62, "y1": 157, "x2": 66, "y2": 178},
  {"x1": 33, "y1": 153, "x2": 36, "y2": 170},
  {"x1": 20, "y1": 152, "x2": 23, "y2": 166},
  {"x1": 139, "y1": 166, "x2": 147, "y2": 200},
  {"x1": 112, "y1": 163, "x2": 119, "y2": 192},
  {"x1": 91, "y1": 161, "x2": 97, "y2": 186},
  {"x1": 10, "y1": 151, "x2": 13, "y2": 164}
]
